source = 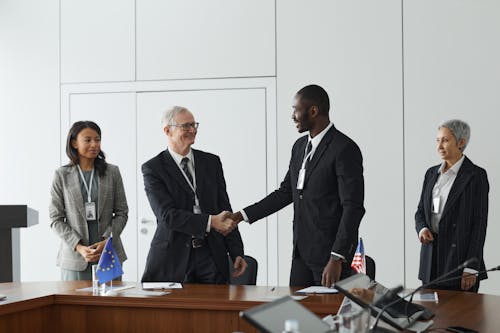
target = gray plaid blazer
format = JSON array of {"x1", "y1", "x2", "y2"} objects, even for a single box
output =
[{"x1": 49, "y1": 163, "x2": 128, "y2": 271}]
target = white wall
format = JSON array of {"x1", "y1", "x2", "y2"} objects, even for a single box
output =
[
  {"x1": 2, "y1": 0, "x2": 500, "y2": 294},
  {"x1": 0, "y1": 0, "x2": 60, "y2": 280}
]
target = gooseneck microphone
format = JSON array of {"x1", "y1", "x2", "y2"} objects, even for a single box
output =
[{"x1": 370, "y1": 257, "x2": 479, "y2": 333}]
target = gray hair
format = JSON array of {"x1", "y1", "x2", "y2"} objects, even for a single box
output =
[
  {"x1": 161, "y1": 106, "x2": 190, "y2": 128},
  {"x1": 438, "y1": 119, "x2": 471, "y2": 151}
]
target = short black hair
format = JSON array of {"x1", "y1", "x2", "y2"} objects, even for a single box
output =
[
  {"x1": 296, "y1": 84, "x2": 330, "y2": 116},
  {"x1": 65, "y1": 121, "x2": 107, "y2": 175}
]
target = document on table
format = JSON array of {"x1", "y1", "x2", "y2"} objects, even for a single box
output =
[
  {"x1": 295, "y1": 286, "x2": 338, "y2": 294},
  {"x1": 141, "y1": 282, "x2": 183, "y2": 289}
]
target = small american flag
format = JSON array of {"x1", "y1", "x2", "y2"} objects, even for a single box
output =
[{"x1": 351, "y1": 238, "x2": 366, "y2": 274}]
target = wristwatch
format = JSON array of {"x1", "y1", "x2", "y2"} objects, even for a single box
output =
[{"x1": 330, "y1": 254, "x2": 344, "y2": 262}]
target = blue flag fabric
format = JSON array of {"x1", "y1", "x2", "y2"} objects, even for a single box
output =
[{"x1": 95, "y1": 237, "x2": 123, "y2": 284}]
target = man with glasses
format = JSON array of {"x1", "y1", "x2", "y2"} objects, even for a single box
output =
[
  {"x1": 228, "y1": 85, "x2": 365, "y2": 287},
  {"x1": 141, "y1": 106, "x2": 247, "y2": 284}
]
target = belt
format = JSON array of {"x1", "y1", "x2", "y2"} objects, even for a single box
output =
[{"x1": 191, "y1": 238, "x2": 205, "y2": 248}]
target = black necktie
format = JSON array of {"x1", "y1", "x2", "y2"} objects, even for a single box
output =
[
  {"x1": 304, "y1": 141, "x2": 313, "y2": 169},
  {"x1": 181, "y1": 157, "x2": 193, "y2": 186}
]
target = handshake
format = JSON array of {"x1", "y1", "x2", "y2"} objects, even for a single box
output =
[{"x1": 210, "y1": 211, "x2": 244, "y2": 236}]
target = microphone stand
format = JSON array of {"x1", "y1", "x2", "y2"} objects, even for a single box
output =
[{"x1": 370, "y1": 258, "x2": 479, "y2": 333}]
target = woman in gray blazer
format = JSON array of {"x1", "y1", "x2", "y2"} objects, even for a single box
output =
[{"x1": 49, "y1": 121, "x2": 128, "y2": 280}]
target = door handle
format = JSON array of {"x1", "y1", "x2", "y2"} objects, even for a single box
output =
[{"x1": 141, "y1": 218, "x2": 155, "y2": 224}]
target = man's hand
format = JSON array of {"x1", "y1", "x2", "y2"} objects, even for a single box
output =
[
  {"x1": 227, "y1": 211, "x2": 244, "y2": 224},
  {"x1": 419, "y1": 228, "x2": 434, "y2": 244},
  {"x1": 232, "y1": 256, "x2": 248, "y2": 278},
  {"x1": 76, "y1": 243, "x2": 100, "y2": 263},
  {"x1": 321, "y1": 258, "x2": 342, "y2": 287},
  {"x1": 461, "y1": 271, "x2": 477, "y2": 291},
  {"x1": 210, "y1": 211, "x2": 237, "y2": 236}
]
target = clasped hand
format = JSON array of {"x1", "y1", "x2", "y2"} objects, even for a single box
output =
[
  {"x1": 211, "y1": 211, "x2": 240, "y2": 236},
  {"x1": 76, "y1": 239, "x2": 107, "y2": 262}
]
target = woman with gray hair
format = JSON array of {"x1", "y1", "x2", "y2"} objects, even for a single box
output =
[{"x1": 415, "y1": 119, "x2": 489, "y2": 292}]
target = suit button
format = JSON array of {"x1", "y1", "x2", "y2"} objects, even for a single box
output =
[
  {"x1": 186, "y1": 243, "x2": 190, "y2": 248},
  {"x1": 299, "y1": 194, "x2": 303, "y2": 199},
  {"x1": 451, "y1": 243, "x2": 456, "y2": 248}
]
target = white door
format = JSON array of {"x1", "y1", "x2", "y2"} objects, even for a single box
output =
[{"x1": 136, "y1": 88, "x2": 270, "y2": 284}]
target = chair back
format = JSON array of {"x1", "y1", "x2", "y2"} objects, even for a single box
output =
[
  {"x1": 229, "y1": 255, "x2": 258, "y2": 285},
  {"x1": 365, "y1": 255, "x2": 376, "y2": 280}
]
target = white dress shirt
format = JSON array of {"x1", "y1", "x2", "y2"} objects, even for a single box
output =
[{"x1": 168, "y1": 147, "x2": 211, "y2": 232}]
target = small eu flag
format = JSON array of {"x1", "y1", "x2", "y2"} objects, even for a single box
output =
[{"x1": 95, "y1": 237, "x2": 123, "y2": 284}]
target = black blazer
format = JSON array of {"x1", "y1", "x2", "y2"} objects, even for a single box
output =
[
  {"x1": 415, "y1": 156, "x2": 489, "y2": 286},
  {"x1": 141, "y1": 149, "x2": 244, "y2": 282},
  {"x1": 244, "y1": 125, "x2": 365, "y2": 268}
]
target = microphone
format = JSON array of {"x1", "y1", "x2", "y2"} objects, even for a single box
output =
[{"x1": 370, "y1": 257, "x2": 479, "y2": 332}]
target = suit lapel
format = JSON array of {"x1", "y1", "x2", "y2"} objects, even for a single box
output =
[
  {"x1": 441, "y1": 157, "x2": 473, "y2": 220},
  {"x1": 67, "y1": 166, "x2": 86, "y2": 219},
  {"x1": 97, "y1": 170, "x2": 107, "y2": 223},
  {"x1": 192, "y1": 150, "x2": 205, "y2": 203},
  {"x1": 304, "y1": 126, "x2": 335, "y2": 180},
  {"x1": 424, "y1": 167, "x2": 440, "y2": 223},
  {"x1": 162, "y1": 150, "x2": 193, "y2": 196}
]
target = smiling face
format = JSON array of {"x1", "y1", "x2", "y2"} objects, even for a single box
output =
[
  {"x1": 436, "y1": 126, "x2": 465, "y2": 162},
  {"x1": 71, "y1": 127, "x2": 101, "y2": 162},
  {"x1": 292, "y1": 95, "x2": 314, "y2": 133},
  {"x1": 165, "y1": 110, "x2": 197, "y2": 153}
]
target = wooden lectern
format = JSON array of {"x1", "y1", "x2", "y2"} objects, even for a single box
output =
[{"x1": 0, "y1": 205, "x2": 38, "y2": 282}]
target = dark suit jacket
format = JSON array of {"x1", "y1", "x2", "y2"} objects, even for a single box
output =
[
  {"x1": 141, "y1": 149, "x2": 244, "y2": 282},
  {"x1": 415, "y1": 156, "x2": 489, "y2": 286},
  {"x1": 244, "y1": 125, "x2": 365, "y2": 268}
]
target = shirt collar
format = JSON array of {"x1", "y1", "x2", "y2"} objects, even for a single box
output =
[
  {"x1": 167, "y1": 146, "x2": 194, "y2": 166},
  {"x1": 308, "y1": 122, "x2": 333, "y2": 148},
  {"x1": 438, "y1": 154, "x2": 465, "y2": 175}
]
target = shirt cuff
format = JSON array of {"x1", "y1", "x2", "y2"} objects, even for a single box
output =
[
  {"x1": 206, "y1": 215, "x2": 211, "y2": 232},
  {"x1": 240, "y1": 209, "x2": 250, "y2": 223},
  {"x1": 330, "y1": 251, "x2": 346, "y2": 260},
  {"x1": 463, "y1": 268, "x2": 478, "y2": 274},
  {"x1": 418, "y1": 227, "x2": 430, "y2": 239}
]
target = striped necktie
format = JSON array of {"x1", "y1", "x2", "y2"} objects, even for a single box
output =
[{"x1": 181, "y1": 157, "x2": 193, "y2": 186}]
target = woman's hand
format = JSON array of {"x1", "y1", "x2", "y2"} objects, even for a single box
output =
[
  {"x1": 89, "y1": 239, "x2": 108, "y2": 256},
  {"x1": 419, "y1": 228, "x2": 434, "y2": 244},
  {"x1": 461, "y1": 272, "x2": 477, "y2": 291},
  {"x1": 75, "y1": 243, "x2": 100, "y2": 262}
]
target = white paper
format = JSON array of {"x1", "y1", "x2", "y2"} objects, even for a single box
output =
[
  {"x1": 142, "y1": 282, "x2": 183, "y2": 289},
  {"x1": 295, "y1": 286, "x2": 338, "y2": 294},
  {"x1": 120, "y1": 289, "x2": 170, "y2": 297}
]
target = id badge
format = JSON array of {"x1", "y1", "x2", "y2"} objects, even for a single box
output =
[
  {"x1": 193, "y1": 205, "x2": 202, "y2": 214},
  {"x1": 432, "y1": 197, "x2": 440, "y2": 214},
  {"x1": 85, "y1": 202, "x2": 97, "y2": 221},
  {"x1": 296, "y1": 168, "x2": 306, "y2": 190}
]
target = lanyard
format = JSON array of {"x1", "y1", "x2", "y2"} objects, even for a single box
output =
[
  {"x1": 77, "y1": 165, "x2": 95, "y2": 203},
  {"x1": 178, "y1": 158, "x2": 200, "y2": 206}
]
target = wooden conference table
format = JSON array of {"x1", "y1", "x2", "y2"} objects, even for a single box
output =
[{"x1": 0, "y1": 281, "x2": 498, "y2": 332}]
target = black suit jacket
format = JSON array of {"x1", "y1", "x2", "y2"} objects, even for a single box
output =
[
  {"x1": 141, "y1": 149, "x2": 244, "y2": 282},
  {"x1": 244, "y1": 125, "x2": 365, "y2": 268},
  {"x1": 415, "y1": 156, "x2": 489, "y2": 286}
]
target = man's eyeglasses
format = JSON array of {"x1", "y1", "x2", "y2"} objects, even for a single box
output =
[{"x1": 169, "y1": 122, "x2": 199, "y2": 131}]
